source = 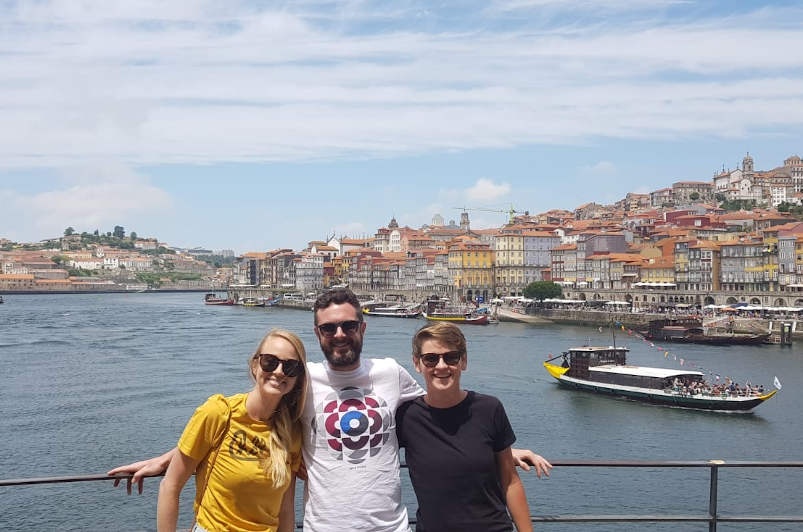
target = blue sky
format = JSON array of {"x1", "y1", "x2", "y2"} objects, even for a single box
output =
[{"x1": 2, "y1": 0, "x2": 803, "y2": 254}]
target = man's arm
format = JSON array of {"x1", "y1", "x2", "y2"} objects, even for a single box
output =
[
  {"x1": 107, "y1": 448, "x2": 178, "y2": 494},
  {"x1": 510, "y1": 449, "x2": 552, "y2": 478}
]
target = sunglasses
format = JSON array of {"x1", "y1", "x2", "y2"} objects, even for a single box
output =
[
  {"x1": 317, "y1": 320, "x2": 361, "y2": 337},
  {"x1": 418, "y1": 351, "x2": 463, "y2": 368},
  {"x1": 258, "y1": 354, "x2": 304, "y2": 377}
]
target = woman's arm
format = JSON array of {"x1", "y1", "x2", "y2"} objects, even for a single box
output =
[
  {"x1": 156, "y1": 451, "x2": 199, "y2": 532},
  {"x1": 497, "y1": 447, "x2": 533, "y2": 532},
  {"x1": 277, "y1": 474, "x2": 297, "y2": 532},
  {"x1": 108, "y1": 448, "x2": 178, "y2": 494}
]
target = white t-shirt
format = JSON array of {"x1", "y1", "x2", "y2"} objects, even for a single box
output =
[{"x1": 301, "y1": 357, "x2": 423, "y2": 532}]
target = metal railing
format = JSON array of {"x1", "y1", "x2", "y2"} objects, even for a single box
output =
[
  {"x1": 2, "y1": 459, "x2": 802, "y2": 530},
  {"x1": 533, "y1": 460, "x2": 803, "y2": 531}
]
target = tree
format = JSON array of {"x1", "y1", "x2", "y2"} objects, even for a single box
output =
[
  {"x1": 689, "y1": 192, "x2": 700, "y2": 201},
  {"x1": 113, "y1": 225, "x2": 125, "y2": 239},
  {"x1": 523, "y1": 281, "x2": 563, "y2": 301},
  {"x1": 130, "y1": 231, "x2": 138, "y2": 241},
  {"x1": 63, "y1": 227, "x2": 75, "y2": 236}
]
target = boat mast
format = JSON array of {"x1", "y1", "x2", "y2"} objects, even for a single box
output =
[{"x1": 611, "y1": 318, "x2": 617, "y2": 349}]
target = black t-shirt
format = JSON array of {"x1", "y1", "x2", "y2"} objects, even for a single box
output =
[{"x1": 396, "y1": 391, "x2": 517, "y2": 532}]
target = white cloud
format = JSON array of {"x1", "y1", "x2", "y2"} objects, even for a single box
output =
[
  {"x1": 1, "y1": 2, "x2": 803, "y2": 168},
  {"x1": 466, "y1": 179, "x2": 512, "y2": 202},
  {"x1": 0, "y1": 170, "x2": 172, "y2": 242}
]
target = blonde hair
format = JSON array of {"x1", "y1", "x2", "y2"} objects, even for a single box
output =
[{"x1": 250, "y1": 328, "x2": 309, "y2": 487}]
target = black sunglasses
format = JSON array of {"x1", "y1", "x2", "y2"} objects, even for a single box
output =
[
  {"x1": 418, "y1": 351, "x2": 463, "y2": 368},
  {"x1": 317, "y1": 320, "x2": 361, "y2": 337},
  {"x1": 258, "y1": 354, "x2": 304, "y2": 377}
]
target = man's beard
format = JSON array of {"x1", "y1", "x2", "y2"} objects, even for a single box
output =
[{"x1": 322, "y1": 335, "x2": 363, "y2": 368}]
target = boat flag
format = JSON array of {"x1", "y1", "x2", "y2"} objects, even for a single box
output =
[{"x1": 774, "y1": 376, "x2": 782, "y2": 390}]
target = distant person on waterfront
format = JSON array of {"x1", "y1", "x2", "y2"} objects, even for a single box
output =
[
  {"x1": 110, "y1": 288, "x2": 551, "y2": 532},
  {"x1": 157, "y1": 329, "x2": 309, "y2": 532},
  {"x1": 397, "y1": 322, "x2": 533, "y2": 532}
]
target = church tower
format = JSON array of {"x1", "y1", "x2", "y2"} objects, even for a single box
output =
[
  {"x1": 460, "y1": 211, "x2": 470, "y2": 232},
  {"x1": 742, "y1": 152, "x2": 754, "y2": 176}
]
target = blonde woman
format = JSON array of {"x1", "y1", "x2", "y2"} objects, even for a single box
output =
[{"x1": 157, "y1": 329, "x2": 309, "y2": 532}]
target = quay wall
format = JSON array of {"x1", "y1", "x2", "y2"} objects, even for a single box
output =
[
  {"x1": 0, "y1": 287, "x2": 213, "y2": 295},
  {"x1": 514, "y1": 308, "x2": 801, "y2": 339}
]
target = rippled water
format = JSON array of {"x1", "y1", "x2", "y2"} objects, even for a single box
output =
[{"x1": 1, "y1": 293, "x2": 801, "y2": 531}]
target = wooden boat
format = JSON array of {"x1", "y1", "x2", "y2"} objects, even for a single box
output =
[
  {"x1": 203, "y1": 293, "x2": 234, "y2": 305},
  {"x1": 421, "y1": 296, "x2": 489, "y2": 324},
  {"x1": 543, "y1": 345, "x2": 778, "y2": 413},
  {"x1": 240, "y1": 297, "x2": 264, "y2": 307},
  {"x1": 422, "y1": 309, "x2": 489, "y2": 325},
  {"x1": 362, "y1": 304, "x2": 422, "y2": 318},
  {"x1": 642, "y1": 318, "x2": 771, "y2": 345}
]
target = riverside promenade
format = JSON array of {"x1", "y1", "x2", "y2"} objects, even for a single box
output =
[{"x1": 496, "y1": 305, "x2": 800, "y2": 341}]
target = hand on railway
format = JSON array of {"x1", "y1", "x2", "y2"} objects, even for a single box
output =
[
  {"x1": 512, "y1": 449, "x2": 552, "y2": 478},
  {"x1": 107, "y1": 449, "x2": 175, "y2": 494}
]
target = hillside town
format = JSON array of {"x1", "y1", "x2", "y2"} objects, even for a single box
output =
[
  {"x1": 4, "y1": 153, "x2": 803, "y2": 312},
  {"x1": 0, "y1": 230, "x2": 232, "y2": 293}
]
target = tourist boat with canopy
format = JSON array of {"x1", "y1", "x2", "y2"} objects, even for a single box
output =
[
  {"x1": 543, "y1": 344, "x2": 779, "y2": 413},
  {"x1": 421, "y1": 296, "x2": 489, "y2": 325},
  {"x1": 362, "y1": 303, "x2": 423, "y2": 318}
]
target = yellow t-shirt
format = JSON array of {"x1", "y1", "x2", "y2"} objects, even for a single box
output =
[{"x1": 178, "y1": 393, "x2": 301, "y2": 532}]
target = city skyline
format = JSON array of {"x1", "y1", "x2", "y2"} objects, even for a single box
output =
[{"x1": 2, "y1": 1, "x2": 803, "y2": 253}]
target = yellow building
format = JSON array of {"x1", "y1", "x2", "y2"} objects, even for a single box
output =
[{"x1": 448, "y1": 238, "x2": 494, "y2": 301}]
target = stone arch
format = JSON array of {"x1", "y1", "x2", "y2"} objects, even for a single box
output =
[
  {"x1": 773, "y1": 298, "x2": 787, "y2": 307},
  {"x1": 593, "y1": 293, "x2": 603, "y2": 300},
  {"x1": 726, "y1": 297, "x2": 738, "y2": 304},
  {"x1": 704, "y1": 296, "x2": 715, "y2": 306},
  {"x1": 625, "y1": 294, "x2": 632, "y2": 302},
  {"x1": 579, "y1": 293, "x2": 587, "y2": 301},
  {"x1": 749, "y1": 298, "x2": 761, "y2": 305},
  {"x1": 795, "y1": 298, "x2": 803, "y2": 307}
]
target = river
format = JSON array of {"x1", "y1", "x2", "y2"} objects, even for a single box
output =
[{"x1": 1, "y1": 292, "x2": 801, "y2": 531}]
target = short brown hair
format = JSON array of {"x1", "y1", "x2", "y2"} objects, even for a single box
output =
[{"x1": 412, "y1": 322, "x2": 467, "y2": 358}]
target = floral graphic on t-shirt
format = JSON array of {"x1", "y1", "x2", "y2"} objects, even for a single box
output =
[{"x1": 315, "y1": 386, "x2": 392, "y2": 464}]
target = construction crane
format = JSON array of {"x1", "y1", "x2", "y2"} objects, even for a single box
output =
[{"x1": 453, "y1": 205, "x2": 523, "y2": 225}]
